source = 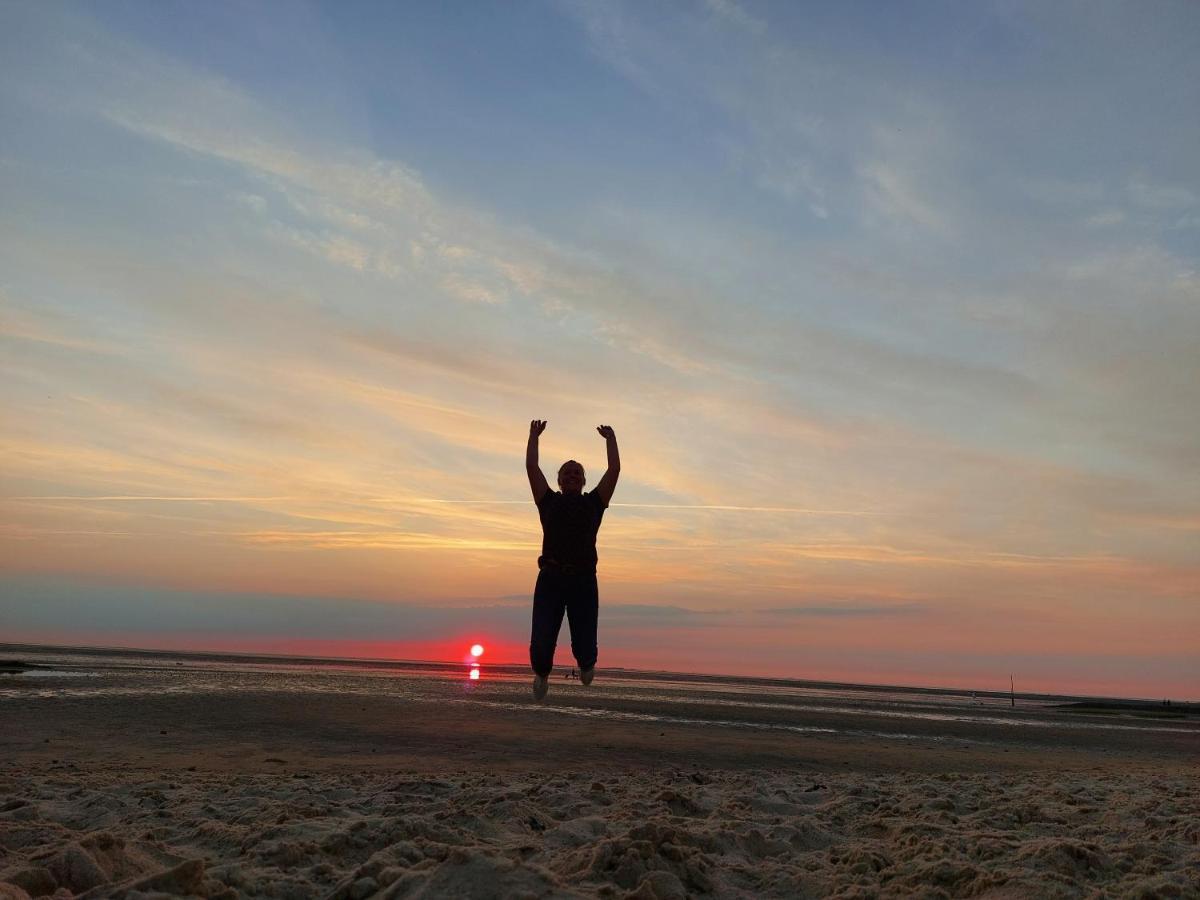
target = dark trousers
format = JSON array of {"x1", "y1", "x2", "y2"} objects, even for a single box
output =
[{"x1": 529, "y1": 569, "x2": 598, "y2": 677}]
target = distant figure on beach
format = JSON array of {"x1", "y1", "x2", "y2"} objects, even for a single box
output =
[{"x1": 526, "y1": 420, "x2": 620, "y2": 700}]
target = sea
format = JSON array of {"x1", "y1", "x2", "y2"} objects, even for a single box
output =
[{"x1": 2, "y1": 644, "x2": 1195, "y2": 751}]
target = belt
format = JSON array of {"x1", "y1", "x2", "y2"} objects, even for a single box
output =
[{"x1": 538, "y1": 557, "x2": 594, "y2": 575}]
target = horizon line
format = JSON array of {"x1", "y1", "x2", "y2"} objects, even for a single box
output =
[{"x1": 2, "y1": 639, "x2": 1189, "y2": 705}]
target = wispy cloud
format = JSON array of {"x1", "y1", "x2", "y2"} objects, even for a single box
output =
[
  {"x1": 755, "y1": 603, "x2": 926, "y2": 617},
  {"x1": 413, "y1": 499, "x2": 883, "y2": 516}
]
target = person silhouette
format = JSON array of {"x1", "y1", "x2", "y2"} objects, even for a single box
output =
[{"x1": 525, "y1": 420, "x2": 620, "y2": 700}]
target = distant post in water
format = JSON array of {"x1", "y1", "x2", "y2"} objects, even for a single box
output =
[{"x1": 1010, "y1": 674, "x2": 1015, "y2": 708}]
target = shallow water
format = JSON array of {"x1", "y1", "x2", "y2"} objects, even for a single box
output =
[{"x1": 2, "y1": 644, "x2": 1195, "y2": 745}]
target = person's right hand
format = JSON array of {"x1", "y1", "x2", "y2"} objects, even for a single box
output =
[{"x1": 530, "y1": 419, "x2": 547, "y2": 436}]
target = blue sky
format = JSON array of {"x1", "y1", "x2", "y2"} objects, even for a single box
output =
[{"x1": 1, "y1": 1, "x2": 1197, "y2": 696}]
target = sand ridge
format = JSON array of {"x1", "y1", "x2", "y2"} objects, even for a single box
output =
[{"x1": 2, "y1": 767, "x2": 1197, "y2": 898}]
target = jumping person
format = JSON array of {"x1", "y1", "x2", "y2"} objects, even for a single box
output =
[{"x1": 525, "y1": 420, "x2": 620, "y2": 700}]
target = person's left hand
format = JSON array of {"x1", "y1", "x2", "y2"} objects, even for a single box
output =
[{"x1": 596, "y1": 425, "x2": 616, "y2": 440}]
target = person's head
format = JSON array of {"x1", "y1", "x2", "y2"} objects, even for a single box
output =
[{"x1": 557, "y1": 460, "x2": 586, "y2": 494}]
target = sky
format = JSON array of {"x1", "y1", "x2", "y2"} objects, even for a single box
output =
[{"x1": 1, "y1": 1, "x2": 1197, "y2": 699}]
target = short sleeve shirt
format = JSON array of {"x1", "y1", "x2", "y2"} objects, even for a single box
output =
[{"x1": 536, "y1": 489, "x2": 607, "y2": 573}]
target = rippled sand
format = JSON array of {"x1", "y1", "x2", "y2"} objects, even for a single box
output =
[{"x1": 3, "y1": 768, "x2": 1196, "y2": 899}]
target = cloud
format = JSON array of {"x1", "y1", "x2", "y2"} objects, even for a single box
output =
[
  {"x1": 439, "y1": 274, "x2": 506, "y2": 305},
  {"x1": 755, "y1": 602, "x2": 926, "y2": 617},
  {"x1": 858, "y1": 159, "x2": 950, "y2": 235},
  {"x1": 0, "y1": 574, "x2": 529, "y2": 642},
  {"x1": 1085, "y1": 210, "x2": 1125, "y2": 228},
  {"x1": 702, "y1": 0, "x2": 766, "y2": 36},
  {"x1": 235, "y1": 530, "x2": 536, "y2": 553},
  {"x1": 1127, "y1": 174, "x2": 1196, "y2": 211},
  {"x1": 603, "y1": 603, "x2": 726, "y2": 624}
]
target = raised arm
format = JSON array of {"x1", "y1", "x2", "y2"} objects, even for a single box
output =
[
  {"x1": 526, "y1": 420, "x2": 550, "y2": 502},
  {"x1": 594, "y1": 425, "x2": 621, "y2": 508}
]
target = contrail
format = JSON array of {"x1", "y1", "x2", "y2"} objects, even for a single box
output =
[
  {"x1": 615, "y1": 503, "x2": 881, "y2": 516},
  {"x1": 5, "y1": 496, "x2": 301, "y2": 502},
  {"x1": 6, "y1": 496, "x2": 882, "y2": 517},
  {"x1": 401, "y1": 499, "x2": 527, "y2": 504},
  {"x1": 411, "y1": 499, "x2": 882, "y2": 516}
]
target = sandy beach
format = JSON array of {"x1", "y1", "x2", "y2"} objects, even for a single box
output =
[{"x1": 1, "y1": 653, "x2": 1197, "y2": 898}]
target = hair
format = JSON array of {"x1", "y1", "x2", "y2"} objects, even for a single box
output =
[{"x1": 558, "y1": 460, "x2": 585, "y2": 477}]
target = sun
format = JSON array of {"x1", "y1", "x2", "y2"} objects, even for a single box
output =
[{"x1": 470, "y1": 643, "x2": 484, "y2": 658}]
